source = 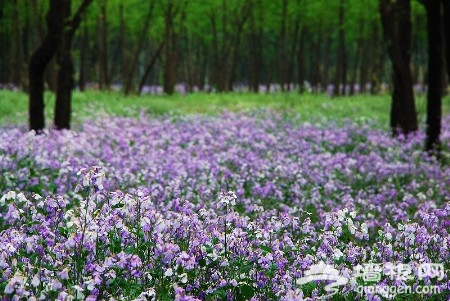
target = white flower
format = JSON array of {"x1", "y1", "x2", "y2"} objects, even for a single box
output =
[
  {"x1": 179, "y1": 273, "x2": 188, "y2": 284},
  {"x1": 164, "y1": 268, "x2": 173, "y2": 277},
  {"x1": 385, "y1": 232, "x2": 392, "y2": 241},
  {"x1": 361, "y1": 223, "x2": 368, "y2": 235},
  {"x1": 333, "y1": 248, "x2": 344, "y2": 260},
  {"x1": 0, "y1": 191, "x2": 16, "y2": 204},
  {"x1": 31, "y1": 274, "x2": 40, "y2": 287}
]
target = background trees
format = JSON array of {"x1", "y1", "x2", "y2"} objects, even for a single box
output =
[
  {"x1": 0, "y1": 0, "x2": 448, "y2": 150},
  {"x1": 2, "y1": 0, "x2": 438, "y2": 95}
]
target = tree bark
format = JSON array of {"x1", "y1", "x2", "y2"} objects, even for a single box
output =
[
  {"x1": 422, "y1": 0, "x2": 443, "y2": 154},
  {"x1": 54, "y1": 0, "x2": 93, "y2": 130},
  {"x1": 443, "y1": 0, "x2": 450, "y2": 83},
  {"x1": 334, "y1": 0, "x2": 346, "y2": 96},
  {"x1": 248, "y1": 17, "x2": 262, "y2": 93},
  {"x1": 380, "y1": 0, "x2": 418, "y2": 135},
  {"x1": 138, "y1": 41, "x2": 165, "y2": 95},
  {"x1": 124, "y1": 0, "x2": 155, "y2": 95},
  {"x1": 279, "y1": 0, "x2": 288, "y2": 91},
  {"x1": 119, "y1": 0, "x2": 127, "y2": 91},
  {"x1": 297, "y1": 27, "x2": 306, "y2": 93},
  {"x1": 98, "y1": 0, "x2": 109, "y2": 89},
  {"x1": 163, "y1": 1, "x2": 177, "y2": 95},
  {"x1": 29, "y1": 0, "x2": 68, "y2": 132},
  {"x1": 350, "y1": 17, "x2": 364, "y2": 95},
  {"x1": 78, "y1": 23, "x2": 89, "y2": 91}
]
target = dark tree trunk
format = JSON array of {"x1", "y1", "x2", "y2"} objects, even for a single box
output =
[
  {"x1": 287, "y1": 20, "x2": 300, "y2": 91},
  {"x1": 297, "y1": 27, "x2": 306, "y2": 92},
  {"x1": 163, "y1": 2, "x2": 177, "y2": 95},
  {"x1": 78, "y1": 23, "x2": 88, "y2": 91},
  {"x1": 322, "y1": 35, "x2": 332, "y2": 90},
  {"x1": 124, "y1": 0, "x2": 154, "y2": 95},
  {"x1": 29, "y1": 0, "x2": 68, "y2": 132},
  {"x1": 350, "y1": 17, "x2": 365, "y2": 95},
  {"x1": 227, "y1": 3, "x2": 251, "y2": 92},
  {"x1": 279, "y1": 0, "x2": 287, "y2": 91},
  {"x1": 138, "y1": 41, "x2": 165, "y2": 95},
  {"x1": 10, "y1": 0, "x2": 22, "y2": 87},
  {"x1": 380, "y1": 0, "x2": 418, "y2": 135},
  {"x1": 98, "y1": 0, "x2": 109, "y2": 89},
  {"x1": 423, "y1": 0, "x2": 443, "y2": 154},
  {"x1": 443, "y1": 0, "x2": 450, "y2": 83},
  {"x1": 248, "y1": 29, "x2": 262, "y2": 93},
  {"x1": 119, "y1": 0, "x2": 127, "y2": 91},
  {"x1": 54, "y1": 0, "x2": 93, "y2": 130},
  {"x1": 334, "y1": 0, "x2": 346, "y2": 96},
  {"x1": 312, "y1": 29, "x2": 322, "y2": 91}
]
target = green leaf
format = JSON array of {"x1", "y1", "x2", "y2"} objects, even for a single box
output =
[
  {"x1": 198, "y1": 258, "x2": 206, "y2": 267},
  {"x1": 236, "y1": 284, "x2": 255, "y2": 301},
  {"x1": 259, "y1": 245, "x2": 272, "y2": 253}
]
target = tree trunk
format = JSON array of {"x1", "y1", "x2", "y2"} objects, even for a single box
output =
[
  {"x1": 119, "y1": 0, "x2": 127, "y2": 91},
  {"x1": 350, "y1": 17, "x2": 365, "y2": 95},
  {"x1": 55, "y1": 4, "x2": 73, "y2": 130},
  {"x1": 29, "y1": 0, "x2": 68, "y2": 132},
  {"x1": 124, "y1": 0, "x2": 154, "y2": 95},
  {"x1": 163, "y1": 2, "x2": 177, "y2": 95},
  {"x1": 297, "y1": 27, "x2": 306, "y2": 92},
  {"x1": 321, "y1": 35, "x2": 332, "y2": 91},
  {"x1": 138, "y1": 41, "x2": 165, "y2": 95},
  {"x1": 11, "y1": 0, "x2": 24, "y2": 88},
  {"x1": 423, "y1": 0, "x2": 443, "y2": 154},
  {"x1": 279, "y1": 0, "x2": 287, "y2": 91},
  {"x1": 287, "y1": 20, "x2": 300, "y2": 91},
  {"x1": 98, "y1": 0, "x2": 108, "y2": 89},
  {"x1": 334, "y1": 0, "x2": 346, "y2": 96},
  {"x1": 248, "y1": 27, "x2": 262, "y2": 93},
  {"x1": 443, "y1": 0, "x2": 450, "y2": 83},
  {"x1": 55, "y1": 0, "x2": 93, "y2": 130},
  {"x1": 227, "y1": 3, "x2": 251, "y2": 92},
  {"x1": 78, "y1": 23, "x2": 88, "y2": 91},
  {"x1": 380, "y1": 0, "x2": 418, "y2": 135}
]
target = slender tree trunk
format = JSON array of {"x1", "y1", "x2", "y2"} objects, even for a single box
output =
[
  {"x1": 55, "y1": 0, "x2": 93, "y2": 130},
  {"x1": 163, "y1": 2, "x2": 177, "y2": 95},
  {"x1": 443, "y1": 0, "x2": 450, "y2": 83},
  {"x1": 78, "y1": 23, "x2": 88, "y2": 91},
  {"x1": 55, "y1": 3, "x2": 73, "y2": 130},
  {"x1": 297, "y1": 27, "x2": 306, "y2": 93},
  {"x1": 287, "y1": 20, "x2": 300, "y2": 91},
  {"x1": 138, "y1": 41, "x2": 165, "y2": 95},
  {"x1": 198, "y1": 40, "x2": 208, "y2": 91},
  {"x1": 29, "y1": 0, "x2": 68, "y2": 132},
  {"x1": 227, "y1": 3, "x2": 251, "y2": 92},
  {"x1": 210, "y1": 14, "x2": 220, "y2": 91},
  {"x1": 380, "y1": 0, "x2": 418, "y2": 135},
  {"x1": 351, "y1": 17, "x2": 365, "y2": 95},
  {"x1": 119, "y1": 0, "x2": 127, "y2": 91},
  {"x1": 321, "y1": 35, "x2": 332, "y2": 91},
  {"x1": 423, "y1": 0, "x2": 443, "y2": 154},
  {"x1": 124, "y1": 0, "x2": 154, "y2": 95},
  {"x1": 11, "y1": 0, "x2": 23, "y2": 87},
  {"x1": 98, "y1": 0, "x2": 108, "y2": 89},
  {"x1": 334, "y1": 0, "x2": 346, "y2": 96},
  {"x1": 279, "y1": 0, "x2": 287, "y2": 91},
  {"x1": 312, "y1": 29, "x2": 322, "y2": 91}
]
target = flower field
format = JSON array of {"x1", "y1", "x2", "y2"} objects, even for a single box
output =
[{"x1": 1, "y1": 111, "x2": 449, "y2": 300}]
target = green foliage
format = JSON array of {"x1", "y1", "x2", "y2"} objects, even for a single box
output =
[{"x1": 1, "y1": 90, "x2": 450, "y2": 128}]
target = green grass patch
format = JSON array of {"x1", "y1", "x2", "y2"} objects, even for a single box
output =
[{"x1": 1, "y1": 89, "x2": 449, "y2": 127}]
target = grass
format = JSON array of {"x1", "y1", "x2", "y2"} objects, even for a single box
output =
[{"x1": 1, "y1": 89, "x2": 450, "y2": 128}]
